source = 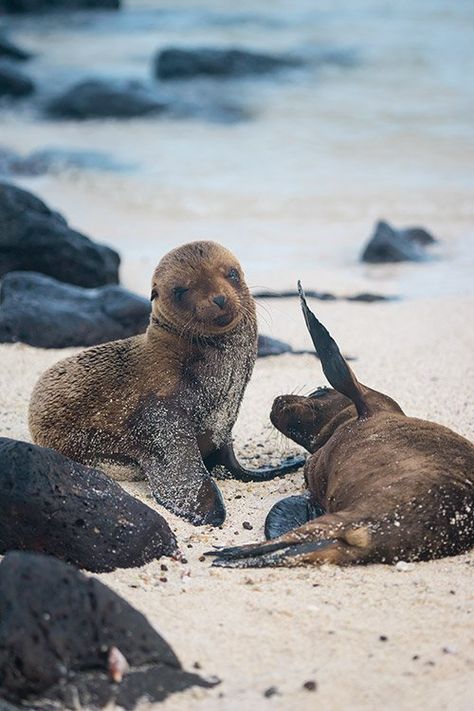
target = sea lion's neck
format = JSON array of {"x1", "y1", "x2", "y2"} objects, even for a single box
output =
[{"x1": 146, "y1": 314, "x2": 252, "y2": 355}]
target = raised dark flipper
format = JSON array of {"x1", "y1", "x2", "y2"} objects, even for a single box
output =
[
  {"x1": 206, "y1": 442, "x2": 305, "y2": 482},
  {"x1": 264, "y1": 494, "x2": 325, "y2": 540},
  {"x1": 298, "y1": 281, "x2": 370, "y2": 418}
]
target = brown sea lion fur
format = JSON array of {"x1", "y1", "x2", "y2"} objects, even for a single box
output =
[
  {"x1": 210, "y1": 283, "x2": 474, "y2": 565},
  {"x1": 29, "y1": 241, "x2": 302, "y2": 526}
]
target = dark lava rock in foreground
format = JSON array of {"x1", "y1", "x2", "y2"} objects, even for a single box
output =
[
  {"x1": 0, "y1": 182, "x2": 120, "y2": 287},
  {"x1": 361, "y1": 219, "x2": 437, "y2": 263},
  {"x1": 0, "y1": 0, "x2": 120, "y2": 11},
  {"x1": 0, "y1": 552, "x2": 213, "y2": 710},
  {"x1": 0, "y1": 437, "x2": 177, "y2": 572},
  {"x1": 0, "y1": 272, "x2": 150, "y2": 347},
  {"x1": 155, "y1": 46, "x2": 302, "y2": 80},
  {"x1": 47, "y1": 79, "x2": 167, "y2": 119},
  {"x1": 0, "y1": 35, "x2": 32, "y2": 61},
  {"x1": 0, "y1": 59, "x2": 34, "y2": 97}
]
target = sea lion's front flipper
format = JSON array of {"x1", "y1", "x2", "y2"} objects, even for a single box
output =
[
  {"x1": 206, "y1": 442, "x2": 305, "y2": 482},
  {"x1": 264, "y1": 494, "x2": 325, "y2": 539},
  {"x1": 137, "y1": 411, "x2": 226, "y2": 527}
]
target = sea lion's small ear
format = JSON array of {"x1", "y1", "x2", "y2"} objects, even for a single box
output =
[{"x1": 151, "y1": 288, "x2": 158, "y2": 302}]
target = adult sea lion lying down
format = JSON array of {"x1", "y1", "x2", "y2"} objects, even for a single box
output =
[
  {"x1": 29, "y1": 241, "x2": 302, "y2": 527},
  {"x1": 210, "y1": 283, "x2": 474, "y2": 566}
]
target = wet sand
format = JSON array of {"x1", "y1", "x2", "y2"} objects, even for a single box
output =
[{"x1": 1, "y1": 291, "x2": 473, "y2": 710}]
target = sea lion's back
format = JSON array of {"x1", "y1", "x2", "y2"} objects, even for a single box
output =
[{"x1": 28, "y1": 335, "x2": 142, "y2": 448}]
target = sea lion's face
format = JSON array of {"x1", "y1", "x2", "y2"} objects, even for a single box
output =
[
  {"x1": 151, "y1": 241, "x2": 254, "y2": 336},
  {"x1": 271, "y1": 388, "x2": 355, "y2": 453}
]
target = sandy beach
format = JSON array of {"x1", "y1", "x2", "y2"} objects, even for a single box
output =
[
  {"x1": 1, "y1": 0, "x2": 474, "y2": 707},
  {"x1": 1, "y1": 292, "x2": 473, "y2": 710}
]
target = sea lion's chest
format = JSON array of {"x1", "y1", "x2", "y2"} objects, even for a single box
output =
[{"x1": 180, "y1": 324, "x2": 257, "y2": 445}]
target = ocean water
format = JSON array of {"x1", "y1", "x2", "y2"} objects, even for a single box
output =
[{"x1": 1, "y1": 0, "x2": 473, "y2": 298}]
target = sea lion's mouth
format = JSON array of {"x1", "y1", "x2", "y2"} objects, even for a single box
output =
[{"x1": 214, "y1": 313, "x2": 235, "y2": 328}]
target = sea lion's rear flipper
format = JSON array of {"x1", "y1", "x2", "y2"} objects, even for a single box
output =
[
  {"x1": 298, "y1": 281, "x2": 370, "y2": 419},
  {"x1": 264, "y1": 494, "x2": 325, "y2": 540},
  {"x1": 206, "y1": 442, "x2": 305, "y2": 482},
  {"x1": 137, "y1": 409, "x2": 226, "y2": 527},
  {"x1": 206, "y1": 514, "x2": 375, "y2": 567}
]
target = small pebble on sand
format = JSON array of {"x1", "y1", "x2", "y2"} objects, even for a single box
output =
[{"x1": 263, "y1": 686, "x2": 279, "y2": 698}]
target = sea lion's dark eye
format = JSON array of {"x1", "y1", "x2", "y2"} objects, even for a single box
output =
[
  {"x1": 227, "y1": 268, "x2": 240, "y2": 283},
  {"x1": 173, "y1": 287, "x2": 189, "y2": 302}
]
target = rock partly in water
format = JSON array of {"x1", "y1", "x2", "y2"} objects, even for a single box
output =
[
  {"x1": 257, "y1": 334, "x2": 314, "y2": 358},
  {"x1": 0, "y1": 182, "x2": 120, "y2": 287},
  {"x1": 47, "y1": 78, "x2": 167, "y2": 119},
  {"x1": 0, "y1": 146, "x2": 135, "y2": 176},
  {"x1": 46, "y1": 78, "x2": 249, "y2": 124},
  {"x1": 361, "y1": 220, "x2": 438, "y2": 263},
  {"x1": 0, "y1": 59, "x2": 34, "y2": 97},
  {"x1": 254, "y1": 289, "x2": 395, "y2": 302},
  {"x1": 255, "y1": 289, "x2": 337, "y2": 300},
  {"x1": 155, "y1": 47, "x2": 303, "y2": 80},
  {"x1": 0, "y1": 271, "x2": 150, "y2": 347},
  {"x1": 0, "y1": 552, "x2": 214, "y2": 710},
  {"x1": 0, "y1": 34, "x2": 32, "y2": 61},
  {"x1": 258, "y1": 334, "x2": 294, "y2": 357},
  {"x1": 0, "y1": 437, "x2": 177, "y2": 572},
  {"x1": 0, "y1": 0, "x2": 120, "y2": 12},
  {"x1": 345, "y1": 292, "x2": 396, "y2": 303}
]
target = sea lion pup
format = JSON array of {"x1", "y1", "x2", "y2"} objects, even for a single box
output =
[
  {"x1": 209, "y1": 282, "x2": 474, "y2": 565},
  {"x1": 28, "y1": 241, "x2": 302, "y2": 526}
]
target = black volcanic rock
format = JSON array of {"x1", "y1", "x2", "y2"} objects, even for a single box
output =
[
  {"x1": 0, "y1": 0, "x2": 120, "y2": 11},
  {"x1": 0, "y1": 272, "x2": 150, "y2": 347},
  {"x1": 0, "y1": 34, "x2": 32, "y2": 61},
  {"x1": 258, "y1": 334, "x2": 294, "y2": 357},
  {"x1": 0, "y1": 437, "x2": 177, "y2": 572},
  {"x1": 0, "y1": 145, "x2": 135, "y2": 176},
  {"x1": 155, "y1": 47, "x2": 302, "y2": 80},
  {"x1": 0, "y1": 59, "x2": 34, "y2": 97},
  {"x1": 0, "y1": 182, "x2": 120, "y2": 287},
  {"x1": 0, "y1": 552, "x2": 213, "y2": 710},
  {"x1": 47, "y1": 79, "x2": 167, "y2": 119},
  {"x1": 361, "y1": 220, "x2": 437, "y2": 263}
]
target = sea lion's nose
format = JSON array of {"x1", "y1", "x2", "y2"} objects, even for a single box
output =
[{"x1": 212, "y1": 295, "x2": 226, "y2": 309}]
